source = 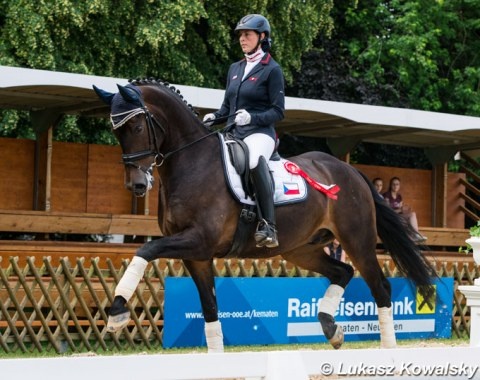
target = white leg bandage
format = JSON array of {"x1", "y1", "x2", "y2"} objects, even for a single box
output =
[
  {"x1": 378, "y1": 306, "x2": 397, "y2": 348},
  {"x1": 115, "y1": 256, "x2": 148, "y2": 302},
  {"x1": 205, "y1": 320, "x2": 224, "y2": 353},
  {"x1": 319, "y1": 284, "x2": 344, "y2": 316}
]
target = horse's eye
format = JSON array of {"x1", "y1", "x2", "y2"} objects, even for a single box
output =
[{"x1": 133, "y1": 125, "x2": 144, "y2": 134}]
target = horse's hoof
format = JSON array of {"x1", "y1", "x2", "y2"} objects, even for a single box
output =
[
  {"x1": 107, "y1": 311, "x2": 130, "y2": 332},
  {"x1": 380, "y1": 338, "x2": 397, "y2": 349},
  {"x1": 329, "y1": 324, "x2": 344, "y2": 349}
]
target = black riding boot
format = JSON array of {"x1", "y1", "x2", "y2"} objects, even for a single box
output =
[{"x1": 250, "y1": 156, "x2": 278, "y2": 248}]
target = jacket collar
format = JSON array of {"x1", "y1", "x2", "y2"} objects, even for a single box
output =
[{"x1": 260, "y1": 53, "x2": 271, "y2": 65}]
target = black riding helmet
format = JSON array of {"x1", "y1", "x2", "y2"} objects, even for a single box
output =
[{"x1": 234, "y1": 14, "x2": 272, "y2": 52}]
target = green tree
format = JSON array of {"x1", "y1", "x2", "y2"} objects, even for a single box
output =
[
  {"x1": 0, "y1": 0, "x2": 333, "y2": 142},
  {"x1": 289, "y1": 0, "x2": 480, "y2": 167},
  {"x1": 294, "y1": 0, "x2": 480, "y2": 115},
  {"x1": 0, "y1": 0, "x2": 333, "y2": 87}
]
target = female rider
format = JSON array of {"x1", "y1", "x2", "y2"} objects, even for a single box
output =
[{"x1": 203, "y1": 14, "x2": 285, "y2": 248}]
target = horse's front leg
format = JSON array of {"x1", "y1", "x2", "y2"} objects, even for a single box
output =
[
  {"x1": 107, "y1": 231, "x2": 213, "y2": 332},
  {"x1": 183, "y1": 259, "x2": 223, "y2": 353},
  {"x1": 107, "y1": 255, "x2": 148, "y2": 331}
]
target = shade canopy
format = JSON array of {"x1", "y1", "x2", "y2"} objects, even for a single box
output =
[{"x1": 2, "y1": 65, "x2": 480, "y2": 155}]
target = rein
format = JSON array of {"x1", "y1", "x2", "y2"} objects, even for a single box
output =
[{"x1": 158, "y1": 114, "x2": 235, "y2": 161}]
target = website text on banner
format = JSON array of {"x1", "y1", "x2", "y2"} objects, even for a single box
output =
[{"x1": 163, "y1": 277, "x2": 453, "y2": 348}]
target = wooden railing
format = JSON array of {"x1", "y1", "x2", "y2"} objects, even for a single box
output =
[
  {"x1": 0, "y1": 209, "x2": 469, "y2": 245},
  {"x1": 0, "y1": 208, "x2": 476, "y2": 354},
  {"x1": 0, "y1": 249, "x2": 477, "y2": 354},
  {"x1": 0, "y1": 209, "x2": 162, "y2": 237}
]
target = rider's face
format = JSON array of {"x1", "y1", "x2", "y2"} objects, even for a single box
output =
[{"x1": 238, "y1": 30, "x2": 262, "y2": 53}]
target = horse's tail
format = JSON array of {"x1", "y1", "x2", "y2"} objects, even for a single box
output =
[{"x1": 358, "y1": 171, "x2": 436, "y2": 299}]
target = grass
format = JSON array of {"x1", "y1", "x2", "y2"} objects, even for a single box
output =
[{"x1": 0, "y1": 336, "x2": 469, "y2": 359}]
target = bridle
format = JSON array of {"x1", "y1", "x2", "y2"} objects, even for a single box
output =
[
  {"x1": 110, "y1": 106, "x2": 165, "y2": 175},
  {"x1": 110, "y1": 104, "x2": 222, "y2": 174}
]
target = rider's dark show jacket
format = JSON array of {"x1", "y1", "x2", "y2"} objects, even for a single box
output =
[{"x1": 214, "y1": 53, "x2": 285, "y2": 141}]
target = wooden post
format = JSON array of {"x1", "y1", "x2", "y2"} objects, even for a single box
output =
[
  {"x1": 34, "y1": 127, "x2": 52, "y2": 211},
  {"x1": 424, "y1": 147, "x2": 457, "y2": 227},
  {"x1": 432, "y1": 163, "x2": 448, "y2": 227},
  {"x1": 31, "y1": 109, "x2": 63, "y2": 212}
]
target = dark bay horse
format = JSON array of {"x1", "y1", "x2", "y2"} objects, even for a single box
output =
[{"x1": 93, "y1": 79, "x2": 435, "y2": 352}]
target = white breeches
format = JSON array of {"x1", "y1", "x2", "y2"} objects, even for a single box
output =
[{"x1": 243, "y1": 133, "x2": 275, "y2": 169}]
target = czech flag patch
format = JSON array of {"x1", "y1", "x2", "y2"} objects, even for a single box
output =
[{"x1": 283, "y1": 183, "x2": 300, "y2": 195}]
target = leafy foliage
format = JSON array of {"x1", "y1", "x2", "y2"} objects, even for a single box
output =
[
  {"x1": 315, "y1": 0, "x2": 480, "y2": 115},
  {"x1": 469, "y1": 221, "x2": 480, "y2": 238},
  {"x1": 0, "y1": 0, "x2": 333, "y2": 86},
  {"x1": 0, "y1": 0, "x2": 333, "y2": 143},
  {"x1": 458, "y1": 220, "x2": 480, "y2": 254},
  {"x1": 1, "y1": 0, "x2": 480, "y2": 166},
  {"x1": 287, "y1": 0, "x2": 480, "y2": 168}
]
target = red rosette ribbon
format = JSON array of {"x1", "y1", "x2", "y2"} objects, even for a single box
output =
[{"x1": 284, "y1": 161, "x2": 340, "y2": 200}]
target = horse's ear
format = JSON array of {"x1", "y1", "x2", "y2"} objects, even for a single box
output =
[
  {"x1": 117, "y1": 84, "x2": 143, "y2": 106},
  {"x1": 92, "y1": 85, "x2": 115, "y2": 105}
]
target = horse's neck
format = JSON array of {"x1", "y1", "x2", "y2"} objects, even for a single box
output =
[
  {"x1": 158, "y1": 131, "x2": 219, "y2": 184},
  {"x1": 155, "y1": 133, "x2": 222, "y2": 230}
]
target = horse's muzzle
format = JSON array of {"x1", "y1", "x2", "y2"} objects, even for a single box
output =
[
  {"x1": 132, "y1": 183, "x2": 147, "y2": 197},
  {"x1": 125, "y1": 166, "x2": 154, "y2": 197}
]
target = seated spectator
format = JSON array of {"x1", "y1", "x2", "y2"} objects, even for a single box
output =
[
  {"x1": 324, "y1": 238, "x2": 346, "y2": 262},
  {"x1": 383, "y1": 176, "x2": 427, "y2": 242},
  {"x1": 372, "y1": 177, "x2": 384, "y2": 198}
]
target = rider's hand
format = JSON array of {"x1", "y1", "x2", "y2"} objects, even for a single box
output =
[
  {"x1": 235, "y1": 109, "x2": 251, "y2": 126},
  {"x1": 203, "y1": 113, "x2": 216, "y2": 127}
]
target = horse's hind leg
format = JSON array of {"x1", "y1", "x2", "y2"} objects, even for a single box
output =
[
  {"x1": 282, "y1": 246, "x2": 354, "y2": 349},
  {"x1": 356, "y1": 261, "x2": 396, "y2": 348},
  {"x1": 342, "y1": 239, "x2": 396, "y2": 348},
  {"x1": 183, "y1": 259, "x2": 224, "y2": 353}
]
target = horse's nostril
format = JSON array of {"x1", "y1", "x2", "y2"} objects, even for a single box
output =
[
  {"x1": 133, "y1": 183, "x2": 147, "y2": 197},
  {"x1": 133, "y1": 184, "x2": 147, "y2": 192}
]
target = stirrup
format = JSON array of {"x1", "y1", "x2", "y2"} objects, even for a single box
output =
[{"x1": 255, "y1": 220, "x2": 279, "y2": 248}]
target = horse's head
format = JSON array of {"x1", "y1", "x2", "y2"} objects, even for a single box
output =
[{"x1": 93, "y1": 83, "x2": 160, "y2": 197}]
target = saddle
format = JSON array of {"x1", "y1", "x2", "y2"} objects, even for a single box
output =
[
  {"x1": 219, "y1": 132, "x2": 339, "y2": 256},
  {"x1": 221, "y1": 133, "x2": 304, "y2": 258},
  {"x1": 224, "y1": 133, "x2": 281, "y2": 198}
]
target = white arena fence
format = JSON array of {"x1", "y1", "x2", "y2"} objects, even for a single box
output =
[{"x1": 2, "y1": 346, "x2": 480, "y2": 380}]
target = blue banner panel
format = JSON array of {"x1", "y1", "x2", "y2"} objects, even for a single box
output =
[{"x1": 163, "y1": 277, "x2": 453, "y2": 348}]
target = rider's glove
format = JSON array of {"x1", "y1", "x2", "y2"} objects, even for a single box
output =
[
  {"x1": 203, "y1": 113, "x2": 216, "y2": 127},
  {"x1": 234, "y1": 109, "x2": 251, "y2": 126}
]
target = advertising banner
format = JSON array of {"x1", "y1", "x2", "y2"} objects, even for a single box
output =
[{"x1": 163, "y1": 277, "x2": 453, "y2": 348}]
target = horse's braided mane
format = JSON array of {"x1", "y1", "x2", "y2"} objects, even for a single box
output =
[{"x1": 128, "y1": 77, "x2": 199, "y2": 116}]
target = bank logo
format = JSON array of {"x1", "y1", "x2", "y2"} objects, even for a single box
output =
[{"x1": 416, "y1": 285, "x2": 436, "y2": 314}]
